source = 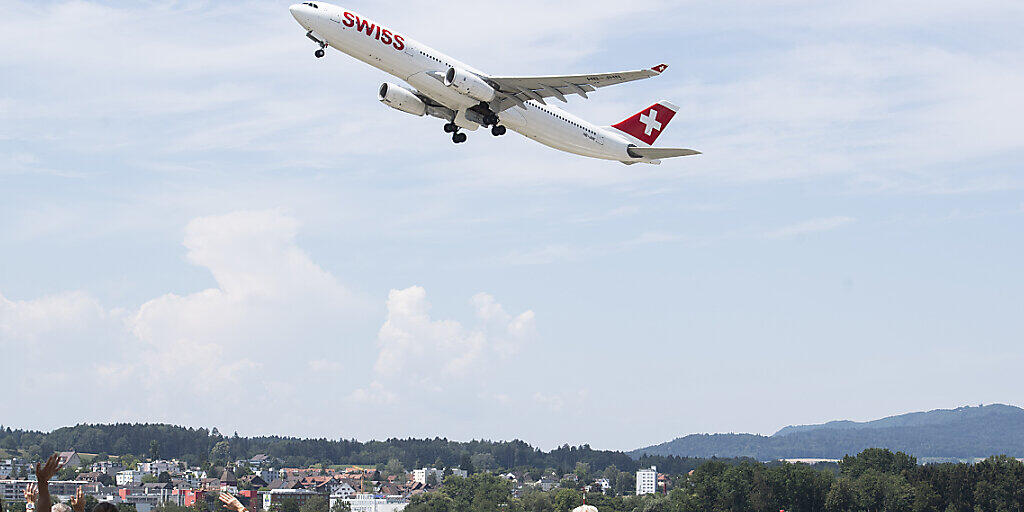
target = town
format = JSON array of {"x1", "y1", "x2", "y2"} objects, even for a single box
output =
[{"x1": 1, "y1": 452, "x2": 667, "y2": 512}]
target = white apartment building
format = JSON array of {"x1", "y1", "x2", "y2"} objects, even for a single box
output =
[
  {"x1": 1, "y1": 480, "x2": 92, "y2": 503},
  {"x1": 412, "y1": 468, "x2": 467, "y2": 485},
  {"x1": 116, "y1": 470, "x2": 145, "y2": 487},
  {"x1": 91, "y1": 461, "x2": 126, "y2": 476},
  {"x1": 138, "y1": 460, "x2": 180, "y2": 476},
  {"x1": 333, "y1": 493, "x2": 408, "y2": 512},
  {"x1": 635, "y1": 466, "x2": 657, "y2": 495}
]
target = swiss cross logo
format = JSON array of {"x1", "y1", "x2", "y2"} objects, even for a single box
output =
[
  {"x1": 611, "y1": 102, "x2": 678, "y2": 145},
  {"x1": 651, "y1": 64, "x2": 668, "y2": 73},
  {"x1": 639, "y1": 109, "x2": 662, "y2": 135}
]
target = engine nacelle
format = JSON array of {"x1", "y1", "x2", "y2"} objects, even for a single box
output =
[
  {"x1": 378, "y1": 83, "x2": 426, "y2": 116},
  {"x1": 444, "y1": 67, "x2": 496, "y2": 102}
]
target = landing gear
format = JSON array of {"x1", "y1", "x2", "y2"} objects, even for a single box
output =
[
  {"x1": 483, "y1": 113, "x2": 499, "y2": 127},
  {"x1": 307, "y1": 31, "x2": 328, "y2": 58},
  {"x1": 444, "y1": 122, "x2": 467, "y2": 143},
  {"x1": 491, "y1": 125, "x2": 507, "y2": 136}
]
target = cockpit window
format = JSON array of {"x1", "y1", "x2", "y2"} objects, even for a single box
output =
[{"x1": 301, "y1": 2, "x2": 318, "y2": 7}]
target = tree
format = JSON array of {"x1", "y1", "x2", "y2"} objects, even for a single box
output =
[
  {"x1": 158, "y1": 472, "x2": 172, "y2": 484},
  {"x1": 459, "y1": 454, "x2": 475, "y2": 475},
  {"x1": 840, "y1": 448, "x2": 916, "y2": 479},
  {"x1": 574, "y1": 463, "x2": 591, "y2": 482},
  {"x1": 403, "y1": 493, "x2": 455, "y2": 512},
  {"x1": 426, "y1": 473, "x2": 439, "y2": 487},
  {"x1": 117, "y1": 504, "x2": 138, "y2": 512},
  {"x1": 150, "y1": 440, "x2": 161, "y2": 461},
  {"x1": 271, "y1": 498, "x2": 299, "y2": 512},
  {"x1": 330, "y1": 501, "x2": 350, "y2": 512},
  {"x1": 384, "y1": 459, "x2": 406, "y2": 477},
  {"x1": 470, "y1": 453, "x2": 497, "y2": 473},
  {"x1": 825, "y1": 479, "x2": 855, "y2": 512},
  {"x1": 298, "y1": 496, "x2": 328, "y2": 512},
  {"x1": 210, "y1": 442, "x2": 231, "y2": 466}
]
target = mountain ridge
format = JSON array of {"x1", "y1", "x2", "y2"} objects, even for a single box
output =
[{"x1": 632, "y1": 404, "x2": 1024, "y2": 460}]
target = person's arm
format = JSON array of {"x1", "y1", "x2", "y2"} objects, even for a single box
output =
[
  {"x1": 24, "y1": 483, "x2": 37, "y2": 512},
  {"x1": 35, "y1": 454, "x2": 65, "y2": 512},
  {"x1": 219, "y1": 492, "x2": 249, "y2": 512},
  {"x1": 70, "y1": 487, "x2": 85, "y2": 512}
]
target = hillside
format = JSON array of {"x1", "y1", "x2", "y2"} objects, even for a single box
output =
[
  {"x1": 631, "y1": 404, "x2": 1024, "y2": 460},
  {"x1": 0, "y1": 423, "x2": 715, "y2": 474}
]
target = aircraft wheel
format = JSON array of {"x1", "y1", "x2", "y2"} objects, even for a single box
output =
[
  {"x1": 443, "y1": 123, "x2": 458, "y2": 133},
  {"x1": 491, "y1": 125, "x2": 507, "y2": 136},
  {"x1": 453, "y1": 132, "x2": 467, "y2": 144},
  {"x1": 314, "y1": 49, "x2": 325, "y2": 58},
  {"x1": 484, "y1": 114, "x2": 499, "y2": 126}
]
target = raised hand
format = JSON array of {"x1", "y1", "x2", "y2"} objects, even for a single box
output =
[
  {"x1": 24, "y1": 483, "x2": 37, "y2": 503},
  {"x1": 35, "y1": 453, "x2": 65, "y2": 483},
  {"x1": 70, "y1": 486, "x2": 85, "y2": 512},
  {"x1": 219, "y1": 492, "x2": 247, "y2": 512}
]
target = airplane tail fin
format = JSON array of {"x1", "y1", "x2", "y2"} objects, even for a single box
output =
[{"x1": 610, "y1": 100, "x2": 678, "y2": 145}]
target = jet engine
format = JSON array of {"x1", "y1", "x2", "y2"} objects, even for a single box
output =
[
  {"x1": 444, "y1": 67, "x2": 496, "y2": 102},
  {"x1": 378, "y1": 83, "x2": 426, "y2": 116}
]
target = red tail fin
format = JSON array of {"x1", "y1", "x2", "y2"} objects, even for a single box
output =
[{"x1": 611, "y1": 101, "x2": 678, "y2": 145}]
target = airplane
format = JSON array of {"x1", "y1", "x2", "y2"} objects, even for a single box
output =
[{"x1": 288, "y1": 2, "x2": 700, "y2": 165}]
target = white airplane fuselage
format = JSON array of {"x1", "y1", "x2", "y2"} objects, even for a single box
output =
[{"x1": 289, "y1": 2, "x2": 648, "y2": 162}]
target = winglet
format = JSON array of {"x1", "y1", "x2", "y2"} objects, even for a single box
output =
[{"x1": 651, "y1": 64, "x2": 669, "y2": 74}]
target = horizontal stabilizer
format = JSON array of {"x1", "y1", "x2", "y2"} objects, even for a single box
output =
[{"x1": 627, "y1": 147, "x2": 701, "y2": 159}]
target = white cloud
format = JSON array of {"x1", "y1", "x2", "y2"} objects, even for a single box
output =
[
  {"x1": 359, "y1": 286, "x2": 536, "y2": 400},
  {"x1": 763, "y1": 216, "x2": 857, "y2": 240},
  {"x1": 0, "y1": 208, "x2": 545, "y2": 435}
]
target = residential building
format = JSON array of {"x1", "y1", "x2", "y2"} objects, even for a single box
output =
[
  {"x1": 249, "y1": 454, "x2": 274, "y2": 468},
  {"x1": 1, "y1": 480, "x2": 93, "y2": 503},
  {"x1": 239, "y1": 474, "x2": 268, "y2": 489},
  {"x1": 58, "y1": 452, "x2": 83, "y2": 469},
  {"x1": 593, "y1": 478, "x2": 611, "y2": 493},
  {"x1": 138, "y1": 460, "x2": 180, "y2": 476},
  {"x1": 1, "y1": 459, "x2": 31, "y2": 480},
  {"x1": 635, "y1": 467, "x2": 657, "y2": 495},
  {"x1": 169, "y1": 489, "x2": 207, "y2": 508},
  {"x1": 90, "y1": 461, "x2": 126, "y2": 477},
  {"x1": 411, "y1": 468, "x2": 466, "y2": 485},
  {"x1": 261, "y1": 488, "x2": 319, "y2": 511},
  {"x1": 256, "y1": 470, "x2": 277, "y2": 483},
  {"x1": 532, "y1": 476, "x2": 559, "y2": 492},
  {"x1": 117, "y1": 470, "x2": 145, "y2": 487},
  {"x1": 333, "y1": 493, "x2": 408, "y2": 512}
]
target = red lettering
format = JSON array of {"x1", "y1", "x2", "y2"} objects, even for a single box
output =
[
  {"x1": 380, "y1": 29, "x2": 393, "y2": 45},
  {"x1": 342, "y1": 12, "x2": 355, "y2": 27},
  {"x1": 393, "y1": 34, "x2": 405, "y2": 50},
  {"x1": 374, "y1": 25, "x2": 381, "y2": 40},
  {"x1": 356, "y1": 19, "x2": 375, "y2": 36}
]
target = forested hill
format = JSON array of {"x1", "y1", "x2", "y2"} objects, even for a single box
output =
[
  {"x1": 631, "y1": 404, "x2": 1024, "y2": 460},
  {"x1": 0, "y1": 423, "x2": 715, "y2": 474}
]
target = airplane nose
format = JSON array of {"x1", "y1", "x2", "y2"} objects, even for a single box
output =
[{"x1": 289, "y1": 4, "x2": 305, "y2": 23}]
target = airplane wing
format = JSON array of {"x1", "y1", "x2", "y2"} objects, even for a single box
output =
[
  {"x1": 489, "y1": 64, "x2": 669, "y2": 112},
  {"x1": 626, "y1": 147, "x2": 701, "y2": 159}
]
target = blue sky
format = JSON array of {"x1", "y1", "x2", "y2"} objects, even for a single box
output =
[{"x1": 1, "y1": 0, "x2": 1023, "y2": 451}]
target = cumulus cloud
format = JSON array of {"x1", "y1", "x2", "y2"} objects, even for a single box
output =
[
  {"x1": 1, "y1": 209, "x2": 539, "y2": 437},
  {"x1": 357, "y1": 286, "x2": 536, "y2": 402}
]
